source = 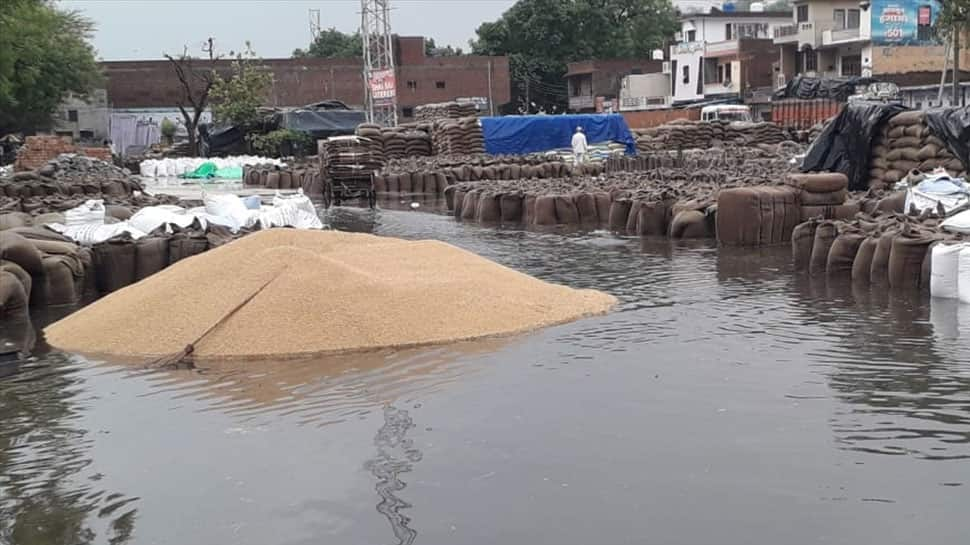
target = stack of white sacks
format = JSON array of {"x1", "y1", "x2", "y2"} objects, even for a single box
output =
[
  {"x1": 930, "y1": 243, "x2": 970, "y2": 304},
  {"x1": 46, "y1": 190, "x2": 322, "y2": 245},
  {"x1": 138, "y1": 155, "x2": 286, "y2": 178}
]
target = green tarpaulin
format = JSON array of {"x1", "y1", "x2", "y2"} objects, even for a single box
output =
[{"x1": 180, "y1": 162, "x2": 243, "y2": 180}]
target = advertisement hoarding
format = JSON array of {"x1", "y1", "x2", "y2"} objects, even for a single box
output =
[
  {"x1": 368, "y1": 69, "x2": 396, "y2": 106},
  {"x1": 870, "y1": 0, "x2": 940, "y2": 45}
]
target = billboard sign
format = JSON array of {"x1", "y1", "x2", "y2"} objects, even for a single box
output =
[
  {"x1": 368, "y1": 69, "x2": 396, "y2": 105},
  {"x1": 870, "y1": 0, "x2": 939, "y2": 45}
]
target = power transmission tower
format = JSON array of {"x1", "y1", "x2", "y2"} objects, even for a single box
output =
[
  {"x1": 309, "y1": 8, "x2": 321, "y2": 40},
  {"x1": 360, "y1": 0, "x2": 398, "y2": 126}
]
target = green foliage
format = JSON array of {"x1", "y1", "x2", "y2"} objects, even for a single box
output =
[
  {"x1": 935, "y1": 0, "x2": 970, "y2": 38},
  {"x1": 160, "y1": 118, "x2": 177, "y2": 140},
  {"x1": 0, "y1": 0, "x2": 103, "y2": 134},
  {"x1": 248, "y1": 129, "x2": 312, "y2": 158},
  {"x1": 425, "y1": 37, "x2": 464, "y2": 57},
  {"x1": 210, "y1": 43, "x2": 272, "y2": 127},
  {"x1": 472, "y1": 0, "x2": 679, "y2": 112},
  {"x1": 293, "y1": 28, "x2": 361, "y2": 58}
]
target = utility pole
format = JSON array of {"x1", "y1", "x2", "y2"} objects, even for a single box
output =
[{"x1": 954, "y1": 30, "x2": 961, "y2": 106}]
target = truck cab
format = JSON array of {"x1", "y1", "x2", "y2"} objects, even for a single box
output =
[{"x1": 701, "y1": 105, "x2": 753, "y2": 123}]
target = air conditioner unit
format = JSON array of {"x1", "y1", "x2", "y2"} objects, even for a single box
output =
[{"x1": 662, "y1": 61, "x2": 671, "y2": 74}]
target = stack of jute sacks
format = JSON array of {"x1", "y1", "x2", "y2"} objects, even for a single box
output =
[
  {"x1": 243, "y1": 165, "x2": 325, "y2": 196},
  {"x1": 635, "y1": 120, "x2": 789, "y2": 152},
  {"x1": 414, "y1": 102, "x2": 477, "y2": 122},
  {"x1": 355, "y1": 123, "x2": 386, "y2": 164},
  {"x1": 431, "y1": 117, "x2": 485, "y2": 155},
  {"x1": 786, "y1": 172, "x2": 859, "y2": 221},
  {"x1": 868, "y1": 110, "x2": 967, "y2": 189},
  {"x1": 792, "y1": 208, "x2": 964, "y2": 291}
]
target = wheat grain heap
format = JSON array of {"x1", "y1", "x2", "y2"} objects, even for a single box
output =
[{"x1": 45, "y1": 229, "x2": 616, "y2": 360}]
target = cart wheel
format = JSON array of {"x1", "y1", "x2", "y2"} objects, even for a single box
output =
[
  {"x1": 368, "y1": 190, "x2": 377, "y2": 209},
  {"x1": 322, "y1": 183, "x2": 333, "y2": 209}
]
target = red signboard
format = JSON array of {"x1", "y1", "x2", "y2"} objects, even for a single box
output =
[
  {"x1": 368, "y1": 69, "x2": 396, "y2": 105},
  {"x1": 917, "y1": 5, "x2": 931, "y2": 25}
]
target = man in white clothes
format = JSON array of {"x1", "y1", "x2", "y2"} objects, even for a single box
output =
[{"x1": 571, "y1": 126, "x2": 588, "y2": 165}]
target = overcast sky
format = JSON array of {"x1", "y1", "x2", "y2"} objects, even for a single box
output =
[{"x1": 60, "y1": 0, "x2": 518, "y2": 61}]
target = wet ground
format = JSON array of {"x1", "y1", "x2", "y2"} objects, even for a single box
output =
[{"x1": 2, "y1": 201, "x2": 970, "y2": 545}]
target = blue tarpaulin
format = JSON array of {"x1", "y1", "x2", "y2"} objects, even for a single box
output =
[{"x1": 480, "y1": 114, "x2": 637, "y2": 156}]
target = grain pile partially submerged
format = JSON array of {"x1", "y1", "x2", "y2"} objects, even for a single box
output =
[{"x1": 45, "y1": 229, "x2": 616, "y2": 360}]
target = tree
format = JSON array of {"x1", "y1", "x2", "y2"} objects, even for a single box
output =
[
  {"x1": 936, "y1": 0, "x2": 970, "y2": 105},
  {"x1": 293, "y1": 28, "x2": 361, "y2": 58},
  {"x1": 0, "y1": 0, "x2": 102, "y2": 134},
  {"x1": 210, "y1": 43, "x2": 272, "y2": 128},
  {"x1": 164, "y1": 38, "x2": 220, "y2": 156},
  {"x1": 471, "y1": 0, "x2": 679, "y2": 112},
  {"x1": 425, "y1": 37, "x2": 464, "y2": 57}
]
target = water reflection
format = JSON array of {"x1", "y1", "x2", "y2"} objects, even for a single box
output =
[{"x1": 364, "y1": 405, "x2": 422, "y2": 545}]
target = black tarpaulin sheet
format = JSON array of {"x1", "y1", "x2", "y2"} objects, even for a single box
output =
[
  {"x1": 801, "y1": 101, "x2": 907, "y2": 191},
  {"x1": 775, "y1": 75, "x2": 876, "y2": 101},
  {"x1": 925, "y1": 106, "x2": 970, "y2": 172},
  {"x1": 280, "y1": 109, "x2": 366, "y2": 139}
]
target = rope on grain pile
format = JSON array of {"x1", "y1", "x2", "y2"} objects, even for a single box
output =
[{"x1": 146, "y1": 268, "x2": 286, "y2": 369}]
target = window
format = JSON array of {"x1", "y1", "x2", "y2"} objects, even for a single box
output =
[
  {"x1": 847, "y1": 9, "x2": 860, "y2": 29},
  {"x1": 67, "y1": 110, "x2": 78, "y2": 122},
  {"x1": 407, "y1": 80, "x2": 417, "y2": 90},
  {"x1": 79, "y1": 130, "x2": 94, "y2": 139},
  {"x1": 797, "y1": 4, "x2": 809, "y2": 22},
  {"x1": 682, "y1": 65, "x2": 690, "y2": 84},
  {"x1": 402, "y1": 107, "x2": 414, "y2": 118},
  {"x1": 804, "y1": 48, "x2": 817, "y2": 72},
  {"x1": 725, "y1": 23, "x2": 732, "y2": 40},
  {"x1": 834, "y1": 9, "x2": 845, "y2": 29},
  {"x1": 724, "y1": 63, "x2": 732, "y2": 82},
  {"x1": 686, "y1": 30, "x2": 696, "y2": 42},
  {"x1": 841, "y1": 55, "x2": 862, "y2": 76},
  {"x1": 435, "y1": 81, "x2": 446, "y2": 89}
]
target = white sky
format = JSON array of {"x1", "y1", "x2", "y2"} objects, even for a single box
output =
[{"x1": 60, "y1": 0, "x2": 518, "y2": 61}]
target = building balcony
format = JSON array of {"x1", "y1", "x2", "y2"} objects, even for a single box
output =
[
  {"x1": 704, "y1": 80, "x2": 741, "y2": 96},
  {"x1": 705, "y1": 39, "x2": 740, "y2": 58},
  {"x1": 773, "y1": 23, "x2": 798, "y2": 43},
  {"x1": 821, "y1": 26, "x2": 866, "y2": 46},
  {"x1": 569, "y1": 95, "x2": 595, "y2": 111},
  {"x1": 618, "y1": 95, "x2": 671, "y2": 112}
]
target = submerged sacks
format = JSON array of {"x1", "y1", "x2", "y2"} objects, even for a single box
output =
[
  {"x1": 930, "y1": 243, "x2": 963, "y2": 299},
  {"x1": 575, "y1": 193, "x2": 599, "y2": 225},
  {"x1": 608, "y1": 200, "x2": 631, "y2": 232},
  {"x1": 594, "y1": 193, "x2": 612, "y2": 226},
  {"x1": 0, "y1": 231, "x2": 43, "y2": 275},
  {"x1": 534, "y1": 195, "x2": 558, "y2": 226},
  {"x1": 625, "y1": 201, "x2": 643, "y2": 234},
  {"x1": 32, "y1": 254, "x2": 83, "y2": 306},
  {"x1": 637, "y1": 201, "x2": 668, "y2": 236},
  {"x1": 809, "y1": 221, "x2": 838, "y2": 275},
  {"x1": 553, "y1": 196, "x2": 579, "y2": 225},
  {"x1": 717, "y1": 188, "x2": 761, "y2": 246},
  {"x1": 522, "y1": 194, "x2": 538, "y2": 226},
  {"x1": 0, "y1": 270, "x2": 28, "y2": 317},
  {"x1": 670, "y1": 210, "x2": 709, "y2": 238},
  {"x1": 135, "y1": 236, "x2": 170, "y2": 281},
  {"x1": 451, "y1": 188, "x2": 466, "y2": 218},
  {"x1": 460, "y1": 190, "x2": 480, "y2": 221},
  {"x1": 888, "y1": 232, "x2": 936, "y2": 289},
  {"x1": 476, "y1": 193, "x2": 501, "y2": 222},
  {"x1": 93, "y1": 239, "x2": 136, "y2": 294},
  {"x1": 499, "y1": 193, "x2": 523, "y2": 223},
  {"x1": 0, "y1": 260, "x2": 32, "y2": 302},
  {"x1": 852, "y1": 236, "x2": 879, "y2": 282},
  {"x1": 792, "y1": 220, "x2": 819, "y2": 271},
  {"x1": 826, "y1": 229, "x2": 865, "y2": 274},
  {"x1": 870, "y1": 231, "x2": 897, "y2": 284}
]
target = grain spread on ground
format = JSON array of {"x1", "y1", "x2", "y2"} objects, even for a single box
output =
[{"x1": 45, "y1": 229, "x2": 616, "y2": 360}]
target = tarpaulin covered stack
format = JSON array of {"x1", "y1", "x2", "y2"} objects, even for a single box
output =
[{"x1": 481, "y1": 114, "x2": 634, "y2": 156}]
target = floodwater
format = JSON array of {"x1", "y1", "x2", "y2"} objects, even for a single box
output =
[{"x1": 3, "y1": 201, "x2": 970, "y2": 545}]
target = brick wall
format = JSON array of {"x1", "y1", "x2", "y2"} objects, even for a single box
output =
[
  {"x1": 872, "y1": 43, "x2": 970, "y2": 75},
  {"x1": 622, "y1": 108, "x2": 701, "y2": 129},
  {"x1": 101, "y1": 40, "x2": 511, "y2": 118},
  {"x1": 14, "y1": 136, "x2": 112, "y2": 171}
]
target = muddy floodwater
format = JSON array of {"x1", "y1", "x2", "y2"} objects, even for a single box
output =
[{"x1": 2, "y1": 202, "x2": 970, "y2": 545}]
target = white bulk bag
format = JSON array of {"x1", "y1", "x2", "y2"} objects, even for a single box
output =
[
  {"x1": 203, "y1": 193, "x2": 257, "y2": 231},
  {"x1": 64, "y1": 199, "x2": 106, "y2": 226},
  {"x1": 930, "y1": 243, "x2": 964, "y2": 299},
  {"x1": 941, "y1": 209, "x2": 970, "y2": 234},
  {"x1": 128, "y1": 206, "x2": 200, "y2": 234},
  {"x1": 272, "y1": 188, "x2": 315, "y2": 216},
  {"x1": 49, "y1": 222, "x2": 147, "y2": 245},
  {"x1": 959, "y1": 246, "x2": 970, "y2": 304}
]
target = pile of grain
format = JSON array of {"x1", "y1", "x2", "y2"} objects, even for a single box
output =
[{"x1": 45, "y1": 229, "x2": 616, "y2": 360}]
